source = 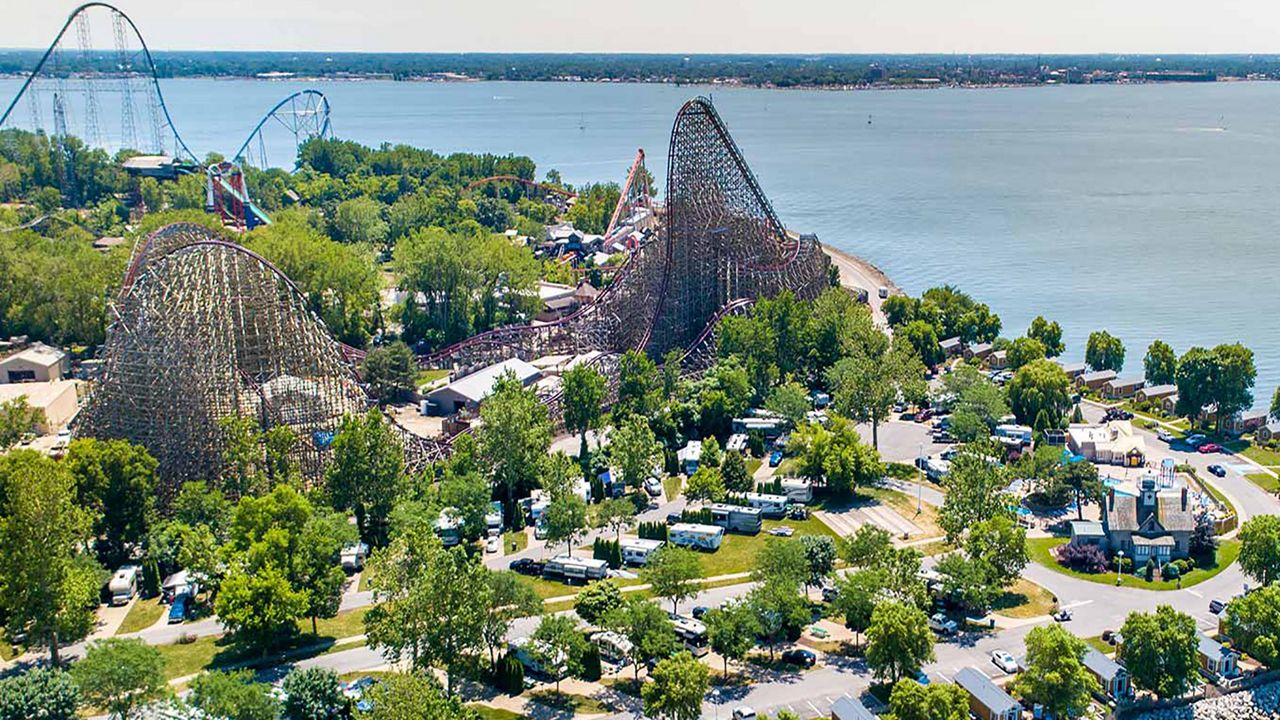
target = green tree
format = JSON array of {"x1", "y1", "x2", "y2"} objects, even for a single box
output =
[
  {"x1": 965, "y1": 515, "x2": 1028, "y2": 587},
  {"x1": 842, "y1": 524, "x2": 894, "y2": 567},
  {"x1": 900, "y1": 319, "x2": 944, "y2": 368},
  {"x1": 941, "y1": 365, "x2": 1009, "y2": 441},
  {"x1": 752, "y1": 537, "x2": 808, "y2": 590},
  {"x1": 864, "y1": 601, "x2": 935, "y2": 684},
  {"x1": 935, "y1": 552, "x2": 1000, "y2": 614},
  {"x1": 189, "y1": 670, "x2": 279, "y2": 720},
  {"x1": 1027, "y1": 316, "x2": 1064, "y2": 357},
  {"x1": 831, "y1": 569, "x2": 885, "y2": 646},
  {"x1": 1239, "y1": 514, "x2": 1280, "y2": 586},
  {"x1": 747, "y1": 580, "x2": 810, "y2": 660},
  {"x1": 1144, "y1": 340, "x2": 1178, "y2": 386},
  {"x1": 479, "y1": 373, "x2": 552, "y2": 517},
  {"x1": 1056, "y1": 459, "x2": 1103, "y2": 520},
  {"x1": 765, "y1": 380, "x2": 811, "y2": 429},
  {"x1": 1223, "y1": 585, "x2": 1280, "y2": 668},
  {"x1": 530, "y1": 614, "x2": 588, "y2": 694},
  {"x1": 72, "y1": 638, "x2": 166, "y2": 720},
  {"x1": 1085, "y1": 330, "x2": 1125, "y2": 372},
  {"x1": 1119, "y1": 606, "x2": 1199, "y2": 699},
  {"x1": 610, "y1": 413, "x2": 662, "y2": 489},
  {"x1": 281, "y1": 667, "x2": 346, "y2": 720},
  {"x1": 1007, "y1": 358, "x2": 1072, "y2": 428},
  {"x1": 1174, "y1": 346, "x2": 1218, "y2": 422},
  {"x1": 215, "y1": 567, "x2": 308, "y2": 653},
  {"x1": 1005, "y1": 336, "x2": 1046, "y2": 370},
  {"x1": 479, "y1": 571, "x2": 541, "y2": 672},
  {"x1": 700, "y1": 436, "x2": 722, "y2": 470},
  {"x1": 828, "y1": 338, "x2": 925, "y2": 449},
  {"x1": 0, "y1": 397, "x2": 43, "y2": 450},
  {"x1": 616, "y1": 349, "x2": 660, "y2": 418},
  {"x1": 1270, "y1": 386, "x2": 1280, "y2": 422},
  {"x1": 684, "y1": 465, "x2": 725, "y2": 503},
  {"x1": 362, "y1": 341, "x2": 417, "y2": 403},
  {"x1": 64, "y1": 438, "x2": 158, "y2": 568},
  {"x1": 439, "y1": 469, "x2": 493, "y2": 544},
  {"x1": 705, "y1": 601, "x2": 759, "y2": 676},
  {"x1": 575, "y1": 580, "x2": 624, "y2": 625},
  {"x1": 1211, "y1": 343, "x2": 1257, "y2": 432},
  {"x1": 642, "y1": 651, "x2": 709, "y2": 720},
  {"x1": 721, "y1": 450, "x2": 752, "y2": 493},
  {"x1": 889, "y1": 679, "x2": 969, "y2": 720},
  {"x1": 1013, "y1": 624, "x2": 1100, "y2": 720},
  {"x1": 358, "y1": 671, "x2": 478, "y2": 720},
  {"x1": 606, "y1": 598, "x2": 679, "y2": 681},
  {"x1": 642, "y1": 545, "x2": 703, "y2": 614},
  {"x1": 800, "y1": 534, "x2": 838, "y2": 589},
  {"x1": 0, "y1": 451, "x2": 99, "y2": 665},
  {"x1": 327, "y1": 410, "x2": 404, "y2": 546},
  {"x1": 938, "y1": 446, "x2": 1013, "y2": 543},
  {"x1": 562, "y1": 364, "x2": 606, "y2": 457},
  {"x1": 332, "y1": 196, "x2": 389, "y2": 246},
  {"x1": 790, "y1": 416, "x2": 883, "y2": 495},
  {"x1": 0, "y1": 668, "x2": 79, "y2": 720},
  {"x1": 594, "y1": 497, "x2": 637, "y2": 540}
]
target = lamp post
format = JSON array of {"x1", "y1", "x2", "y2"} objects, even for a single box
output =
[
  {"x1": 917, "y1": 441, "x2": 924, "y2": 513},
  {"x1": 712, "y1": 688, "x2": 721, "y2": 720},
  {"x1": 1116, "y1": 550, "x2": 1125, "y2": 585}
]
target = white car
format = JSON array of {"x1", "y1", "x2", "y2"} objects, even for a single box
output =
[
  {"x1": 732, "y1": 707, "x2": 757, "y2": 720},
  {"x1": 485, "y1": 535, "x2": 500, "y2": 554},
  {"x1": 1157, "y1": 429, "x2": 1175, "y2": 443},
  {"x1": 644, "y1": 477, "x2": 663, "y2": 497},
  {"x1": 991, "y1": 650, "x2": 1019, "y2": 674}
]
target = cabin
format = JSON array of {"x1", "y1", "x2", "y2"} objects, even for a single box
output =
[
  {"x1": 939, "y1": 337, "x2": 964, "y2": 357},
  {"x1": 987, "y1": 350, "x2": 1008, "y2": 370},
  {"x1": 955, "y1": 666, "x2": 1022, "y2": 720},
  {"x1": 1056, "y1": 361, "x2": 1088, "y2": 380},
  {"x1": 1102, "y1": 376, "x2": 1145, "y2": 400},
  {"x1": 1257, "y1": 421, "x2": 1280, "y2": 443},
  {"x1": 1199, "y1": 634, "x2": 1240, "y2": 684},
  {"x1": 1082, "y1": 646, "x2": 1132, "y2": 700},
  {"x1": 1078, "y1": 369, "x2": 1118, "y2": 390},
  {"x1": 1225, "y1": 409, "x2": 1270, "y2": 436},
  {"x1": 965, "y1": 343, "x2": 994, "y2": 362},
  {"x1": 1135, "y1": 383, "x2": 1177, "y2": 405}
]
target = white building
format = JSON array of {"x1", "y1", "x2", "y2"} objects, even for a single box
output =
[
  {"x1": 0, "y1": 342, "x2": 68, "y2": 383},
  {"x1": 1067, "y1": 420, "x2": 1147, "y2": 467},
  {"x1": 425, "y1": 358, "x2": 541, "y2": 416}
]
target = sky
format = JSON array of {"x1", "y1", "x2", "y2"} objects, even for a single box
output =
[{"x1": 1, "y1": 0, "x2": 1278, "y2": 54}]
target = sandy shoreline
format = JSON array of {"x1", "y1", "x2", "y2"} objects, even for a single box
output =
[{"x1": 823, "y1": 244, "x2": 901, "y2": 295}]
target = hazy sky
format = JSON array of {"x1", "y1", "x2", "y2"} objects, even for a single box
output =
[{"x1": 3, "y1": 0, "x2": 1277, "y2": 53}]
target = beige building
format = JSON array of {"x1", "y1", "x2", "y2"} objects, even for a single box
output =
[
  {"x1": 0, "y1": 380, "x2": 79, "y2": 434},
  {"x1": 0, "y1": 342, "x2": 68, "y2": 384},
  {"x1": 1067, "y1": 420, "x2": 1147, "y2": 466}
]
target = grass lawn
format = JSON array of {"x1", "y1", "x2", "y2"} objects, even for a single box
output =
[
  {"x1": 1083, "y1": 635, "x2": 1114, "y2": 656},
  {"x1": 1247, "y1": 473, "x2": 1280, "y2": 493},
  {"x1": 663, "y1": 475, "x2": 683, "y2": 503},
  {"x1": 304, "y1": 607, "x2": 367, "y2": 640},
  {"x1": 469, "y1": 705, "x2": 524, "y2": 720},
  {"x1": 504, "y1": 530, "x2": 529, "y2": 554},
  {"x1": 1241, "y1": 443, "x2": 1280, "y2": 467},
  {"x1": 528, "y1": 689, "x2": 613, "y2": 715},
  {"x1": 416, "y1": 368, "x2": 450, "y2": 387},
  {"x1": 1028, "y1": 537, "x2": 1242, "y2": 591},
  {"x1": 914, "y1": 540, "x2": 954, "y2": 557},
  {"x1": 991, "y1": 578, "x2": 1058, "y2": 619},
  {"x1": 118, "y1": 598, "x2": 165, "y2": 635},
  {"x1": 746, "y1": 457, "x2": 763, "y2": 476},
  {"x1": 857, "y1": 486, "x2": 943, "y2": 538},
  {"x1": 775, "y1": 457, "x2": 802, "y2": 476},
  {"x1": 693, "y1": 516, "x2": 840, "y2": 578}
]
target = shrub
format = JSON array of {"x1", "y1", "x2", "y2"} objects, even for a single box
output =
[
  {"x1": 1162, "y1": 562, "x2": 1181, "y2": 579},
  {"x1": 1056, "y1": 542, "x2": 1108, "y2": 574},
  {"x1": 580, "y1": 644, "x2": 602, "y2": 681}
]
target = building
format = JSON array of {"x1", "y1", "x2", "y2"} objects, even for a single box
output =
[
  {"x1": 1067, "y1": 421, "x2": 1146, "y2": 466},
  {"x1": 0, "y1": 342, "x2": 68, "y2": 383},
  {"x1": 1198, "y1": 635, "x2": 1240, "y2": 683},
  {"x1": 987, "y1": 350, "x2": 1008, "y2": 370},
  {"x1": 1082, "y1": 646, "x2": 1132, "y2": 700},
  {"x1": 1257, "y1": 421, "x2": 1280, "y2": 443},
  {"x1": 1135, "y1": 384, "x2": 1178, "y2": 405},
  {"x1": 0, "y1": 380, "x2": 78, "y2": 434},
  {"x1": 955, "y1": 666, "x2": 1022, "y2": 720},
  {"x1": 1068, "y1": 520, "x2": 1107, "y2": 548},
  {"x1": 1078, "y1": 369, "x2": 1118, "y2": 390},
  {"x1": 1102, "y1": 376, "x2": 1145, "y2": 400},
  {"x1": 830, "y1": 695, "x2": 876, "y2": 720},
  {"x1": 939, "y1": 337, "x2": 964, "y2": 357},
  {"x1": 1225, "y1": 409, "x2": 1269, "y2": 436},
  {"x1": 1057, "y1": 361, "x2": 1088, "y2": 380},
  {"x1": 1161, "y1": 394, "x2": 1181, "y2": 415},
  {"x1": 93, "y1": 236, "x2": 127, "y2": 253},
  {"x1": 965, "y1": 342, "x2": 994, "y2": 361},
  {"x1": 1102, "y1": 480, "x2": 1197, "y2": 563},
  {"x1": 424, "y1": 358, "x2": 541, "y2": 416}
]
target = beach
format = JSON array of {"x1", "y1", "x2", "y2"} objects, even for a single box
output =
[{"x1": 823, "y1": 244, "x2": 899, "y2": 325}]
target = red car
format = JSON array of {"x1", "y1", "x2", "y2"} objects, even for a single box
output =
[{"x1": 1198, "y1": 443, "x2": 1222, "y2": 454}]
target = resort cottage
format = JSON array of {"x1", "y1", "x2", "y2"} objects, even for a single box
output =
[
  {"x1": 1102, "y1": 376, "x2": 1145, "y2": 400},
  {"x1": 1257, "y1": 421, "x2": 1280, "y2": 443},
  {"x1": 1077, "y1": 369, "x2": 1118, "y2": 391},
  {"x1": 1083, "y1": 646, "x2": 1132, "y2": 701},
  {"x1": 1067, "y1": 421, "x2": 1147, "y2": 466},
  {"x1": 1056, "y1": 360, "x2": 1088, "y2": 380},
  {"x1": 939, "y1": 337, "x2": 964, "y2": 357},
  {"x1": 1135, "y1": 384, "x2": 1178, "y2": 405},
  {"x1": 1225, "y1": 409, "x2": 1269, "y2": 436},
  {"x1": 1101, "y1": 479, "x2": 1197, "y2": 563},
  {"x1": 1198, "y1": 635, "x2": 1240, "y2": 684},
  {"x1": 965, "y1": 343, "x2": 994, "y2": 362},
  {"x1": 955, "y1": 666, "x2": 1022, "y2": 720}
]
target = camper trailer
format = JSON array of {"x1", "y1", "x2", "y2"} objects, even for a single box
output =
[
  {"x1": 707, "y1": 503, "x2": 763, "y2": 534},
  {"x1": 590, "y1": 631, "x2": 634, "y2": 662},
  {"x1": 108, "y1": 565, "x2": 140, "y2": 606},
  {"x1": 777, "y1": 478, "x2": 813, "y2": 504},
  {"x1": 542, "y1": 554, "x2": 609, "y2": 581},
  {"x1": 509, "y1": 637, "x2": 566, "y2": 677},
  {"x1": 620, "y1": 538, "x2": 665, "y2": 566},
  {"x1": 743, "y1": 492, "x2": 790, "y2": 519},
  {"x1": 668, "y1": 523, "x2": 725, "y2": 551}
]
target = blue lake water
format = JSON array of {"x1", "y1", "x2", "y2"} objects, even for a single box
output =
[{"x1": 3, "y1": 77, "x2": 1278, "y2": 405}]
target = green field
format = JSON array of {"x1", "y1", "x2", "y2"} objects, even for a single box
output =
[
  {"x1": 1241, "y1": 443, "x2": 1280, "y2": 467},
  {"x1": 1028, "y1": 536, "x2": 1241, "y2": 591},
  {"x1": 469, "y1": 705, "x2": 523, "y2": 720},
  {"x1": 692, "y1": 516, "x2": 840, "y2": 578},
  {"x1": 991, "y1": 579, "x2": 1058, "y2": 619},
  {"x1": 118, "y1": 598, "x2": 165, "y2": 635}
]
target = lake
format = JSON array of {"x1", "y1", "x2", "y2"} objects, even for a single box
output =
[{"x1": 3, "y1": 77, "x2": 1278, "y2": 405}]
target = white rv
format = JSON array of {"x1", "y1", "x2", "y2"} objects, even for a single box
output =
[
  {"x1": 590, "y1": 630, "x2": 634, "y2": 662},
  {"x1": 108, "y1": 565, "x2": 140, "y2": 606},
  {"x1": 543, "y1": 554, "x2": 609, "y2": 581},
  {"x1": 743, "y1": 492, "x2": 790, "y2": 519},
  {"x1": 668, "y1": 523, "x2": 725, "y2": 551},
  {"x1": 620, "y1": 538, "x2": 665, "y2": 566},
  {"x1": 509, "y1": 637, "x2": 566, "y2": 677},
  {"x1": 777, "y1": 478, "x2": 813, "y2": 504},
  {"x1": 671, "y1": 615, "x2": 710, "y2": 657}
]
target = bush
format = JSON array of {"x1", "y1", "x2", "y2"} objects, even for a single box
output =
[
  {"x1": 580, "y1": 644, "x2": 602, "y2": 681},
  {"x1": 1110, "y1": 556, "x2": 1133, "y2": 573},
  {"x1": 1056, "y1": 542, "x2": 1109, "y2": 574},
  {"x1": 681, "y1": 508, "x2": 712, "y2": 525},
  {"x1": 497, "y1": 653, "x2": 524, "y2": 695},
  {"x1": 1162, "y1": 562, "x2": 1181, "y2": 579}
]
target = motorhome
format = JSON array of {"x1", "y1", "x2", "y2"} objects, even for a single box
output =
[
  {"x1": 590, "y1": 630, "x2": 634, "y2": 662},
  {"x1": 995, "y1": 424, "x2": 1034, "y2": 446},
  {"x1": 108, "y1": 565, "x2": 140, "y2": 606},
  {"x1": 340, "y1": 543, "x2": 369, "y2": 573},
  {"x1": 620, "y1": 538, "x2": 665, "y2": 566},
  {"x1": 542, "y1": 554, "x2": 609, "y2": 581},
  {"x1": 434, "y1": 510, "x2": 462, "y2": 547},
  {"x1": 671, "y1": 615, "x2": 710, "y2": 657},
  {"x1": 668, "y1": 523, "x2": 725, "y2": 551},
  {"x1": 743, "y1": 492, "x2": 790, "y2": 519},
  {"x1": 509, "y1": 637, "x2": 566, "y2": 677},
  {"x1": 485, "y1": 501, "x2": 504, "y2": 535},
  {"x1": 707, "y1": 503, "x2": 763, "y2": 534},
  {"x1": 777, "y1": 478, "x2": 813, "y2": 504}
]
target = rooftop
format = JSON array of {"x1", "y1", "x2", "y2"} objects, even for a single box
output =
[
  {"x1": 429, "y1": 358, "x2": 541, "y2": 404},
  {"x1": 1083, "y1": 646, "x2": 1125, "y2": 682},
  {"x1": 955, "y1": 666, "x2": 1020, "y2": 715},
  {"x1": 0, "y1": 379, "x2": 77, "y2": 408},
  {"x1": 831, "y1": 695, "x2": 876, "y2": 720},
  {"x1": 1, "y1": 341, "x2": 66, "y2": 368}
]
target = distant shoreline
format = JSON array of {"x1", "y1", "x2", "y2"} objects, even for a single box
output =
[{"x1": 823, "y1": 244, "x2": 900, "y2": 295}]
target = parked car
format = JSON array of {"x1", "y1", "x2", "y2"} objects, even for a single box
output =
[
  {"x1": 1199, "y1": 443, "x2": 1223, "y2": 454},
  {"x1": 991, "y1": 650, "x2": 1019, "y2": 674},
  {"x1": 534, "y1": 524, "x2": 548, "y2": 540},
  {"x1": 915, "y1": 670, "x2": 931, "y2": 685},
  {"x1": 932, "y1": 430, "x2": 955, "y2": 444},
  {"x1": 666, "y1": 513, "x2": 682, "y2": 525},
  {"x1": 788, "y1": 506, "x2": 808, "y2": 520},
  {"x1": 644, "y1": 477, "x2": 663, "y2": 497},
  {"x1": 509, "y1": 558, "x2": 544, "y2": 576},
  {"x1": 768, "y1": 450, "x2": 784, "y2": 467},
  {"x1": 732, "y1": 708, "x2": 757, "y2": 720},
  {"x1": 1053, "y1": 608, "x2": 1073, "y2": 622},
  {"x1": 769, "y1": 526, "x2": 794, "y2": 537},
  {"x1": 781, "y1": 649, "x2": 817, "y2": 667},
  {"x1": 1157, "y1": 429, "x2": 1175, "y2": 443},
  {"x1": 821, "y1": 585, "x2": 839, "y2": 603},
  {"x1": 1208, "y1": 464, "x2": 1227, "y2": 477},
  {"x1": 1210, "y1": 599, "x2": 1228, "y2": 614},
  {"x1": 1186, "y1": 434, "x2": 1207, "y2": 448},
  {"x1": 928, "y1": 612, "x2": 958, "y2": 636},
  {"x1": 485, "y1": 535, "x2": 500, "y2": 553},
  {"x1": 167, "y1": 593, "x2": 189, "y2": 624},
  {"x1": 692, "y1": 606, "x2": 710, "y2": 619},
  {"x1": 916, "y1": 408, "x2": 934, "y2": 423}
]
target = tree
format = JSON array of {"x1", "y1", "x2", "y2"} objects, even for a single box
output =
[
  {"x1": 843, "y1": 525, "x2": 894, "y2": 567},
  {"x1": 610, "y1": 413, "x2": 661, "y2": 489},
  {"x1": 752, "y1": 537, "x2": 808, "y2": 590},
  {"x1": 747, "y1": 580, "x2": 810, "y2": 660},
  {"x1": 889, "y1": 678, "x2": 969, "y2": 720},
  {"x1": 684, "y1": 465, "x2": 725, "y2": 503},
  {"x1": 1144, "y1": 340, "x2": 1178, "y2": 386},
  {"x1": 479, "y1": 571, "x2": 540, "y2": 672},
  {"x1": 791, "y1": 416, "x2": 883, "y2": 495},
  {"x1": 0, "y1": 397, "x2": 43, "y2": 450},
  {"x1": 1120, "y1": 606, "x2": 1199, "y2": 698},
  {"x1": 575, "y1": 580, "x2": 624, "y2": 625},
  {"x1": 359, "y1": 671, "x2": 479, "y2": 720},
  {"x1": 642, "y1": 652, "x2": 709, "y2": 720},
  {"x1": 900, "y1": 320, "x2": 944, "y2": 368},
  {"x1": 1271, "y1": 386, "x2": 1280, "y2": 422},
  {"x1": 332, "y1": 196, "x2": 389, "y2": 246},
  {"x1": 1175, "y1": 346, "x2": 1219, "y2": 422},
  {"x1": 362, "y1": 341, "x2": 417, "y2": 403},
  {"x1": 439, "y1": 469, "x2": 493, "y2": 544},
  {"x1": 765, "y1": 380, "x2": 811, "y2": 429},
  {"x1": 938, "y1": 446, "x2": 1013, "y2": 543},
  {"x1": 543, "y1": 462, "x2": 589, "y2": 555},
  {"x1": 0, "y1": 668, "x2": 79, "y2": 720},
  {"x1": 327, "y1": 410, "x2": 404, "y2": 546},
  {"x1": 828, "y1": 339, "x2": 925, "y2": 449},
  {"x1": 1013, "y1": 624, "x2": 1099, "y2": 718},
  {"x1": 831, "y1": 569, "x2": 885, "y2": 646},
  {"x1": 1005, "y1": 336, "x2": 1046, "y2": 370},
  {"x1": 0, "y1": 450, "x2": 99, "y2": 665},
  {"x1": 606, "y1": 598, "x2": 679, "y2": 681},
  {"x1": 72, "y1": 638, "x2": 165, "y2": 720},
  {"x1": 1027, "y1": 316, "x2": 1064, "y2": 357},
  {"x1": 616, "y1": 349, "x2": 660, "y2": 418},
  {"x1": 721, "y1": 450, "x2": 752, "y2": 493},
  {"x1": 935, "y1": 552, "x2": 1000, "y2": 614},
  {"x1": 1223, "y1": 584, "x2": 1280, "y2": 668},
  {"x1": 1239, "y1": 515, "x2": 1280, "y2": 586},
  {"x1": 1056, "y1": 459, "x2": 1103, "y2": 520},
  {"x1": 562, "y1": 364, "x2": 606, "y2": 457},
  {"x1": 530, "y1": 614, "x2": 588, "y2": 694},
  {"x1": 942, "y1": 366, "x2": 1009, "y2": 441},
  {"x1": 281, "y1": 667, "x2": 346, "y2": 720},
  {"x1": 64, "y1": 438, "x2": 158, "y2": 568},
  {"x1": 1007, "y1": 359, "x2": 1072, "y2": 428},
  {"x1": 1211, "y1": 343, "x2": 1257, "y2": 432},
  {"x1": 865, "y1": 601, "x2": 934, "y2": 684},
  {"x1": 799, "y1": 535, "x2": 838, "y2": 589},
  {"x1": 594, "y1": 497, "x2": 636, "y2": 540},
  {"x1": 215, "y1": 567, "x2": 309, "y2": 653},
  {"x1": 705, "y1": 601, "x2": 759, "y2": 676},
  {"x1": 642, "y1": 545, "x2": 703, "y2": 614},
  {"x1": 479, "y1": 373, "x2": 551, "y2": 520},
  {"x1": 965, "y1": 515, "x2": 1027, "y2": 587},
  {"x1": 700, "y1": 436, "x2": 722, "y2": 469},
  {"x1": 1085, "y1": 330, "x2": 1125, "y2": 372},
  {"x1": 189, "y1": 670, "x2": 279, "y2": 720}
]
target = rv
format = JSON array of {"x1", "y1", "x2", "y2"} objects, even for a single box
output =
[
  {"x1": 995, "y1": 424, "x2": 1034, "y2": 446},
  {"x1": 620, "y1": 538, "x2": 665, "y2": 566},
  {"x1": 485, "y1": 501, "x2": 504, "y2": 535},
  {"x1": 743, "y1": 492, "x2": 790, "y2": 519},
  {"x1": 509, "y1": 637, "x2": 566, "y2": 677},
  {"x1": 543, "y1": 554, "x2": 609, "y2": 582},
  {"x1": 707, "y1": 503, "x2": 763, "y2": 534},
  {"x1": 590, "y1": 630, "x2": 634, "y2": 662},
  {"x1": 671, "y1": 615, "x2": 710, "y2": 657},
  {"x1": 777, "y1": 478, "x2": 813, "y2": 504},
  {"x1": 108, "y1": 565, "x2": 140, "y2": 606},
  {"x1": 340, "y1": 543, "x2": 369, "y2": 573},
  {"x1": 668, "y1": 523, "x2": 725, "y2": 551},
  {"x1": 434, "y1": 510, "x2": 462, "y2": 547}
]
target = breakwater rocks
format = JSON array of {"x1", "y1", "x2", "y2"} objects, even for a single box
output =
[{"x1": 1132, "y1": 683, "x2": 1280, "y2": 720}]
